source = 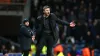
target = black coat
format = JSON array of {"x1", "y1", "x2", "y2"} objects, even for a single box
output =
[
  {"x1": 35, "y1": 13, "x2": 69, "y2": 45},
  {"x1": 19, "y1": 25, "x2": 34, "y2": 50}
]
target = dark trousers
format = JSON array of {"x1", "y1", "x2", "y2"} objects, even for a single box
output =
[
  {"x1": 22, "y1": 50, "x2": 29, "y2": 56},
  {"x1": 36, "y1": 33, "x2": 54, "y2": 56}
]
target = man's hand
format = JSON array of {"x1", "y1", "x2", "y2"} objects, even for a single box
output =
[
  {"x1": 70, "y1": 21, "x2": 75, "y2": 27},
  {"x1": 32, "y1": 35, "x2": 35, "y2": 41}
]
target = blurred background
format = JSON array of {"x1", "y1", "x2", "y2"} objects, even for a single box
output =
[{"x1": 0, "y1": 0, "x2": 100, "y2": 56}]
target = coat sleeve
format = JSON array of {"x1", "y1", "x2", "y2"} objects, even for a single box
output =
[
  {"x1": 34, "y1": 16, "x2": 41, "y2": 34},
  {"x1": 51, "y1": 13, "x2": 70, "y2": 26},
  {"x1": 20, "y1": 26, "x2": 32, "y2": 38},
  {"x1": 34, "y1": 16, "x2": 42, "y2": 40}
]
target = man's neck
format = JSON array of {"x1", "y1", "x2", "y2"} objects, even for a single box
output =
[{"x1": 43, "y1": 14, "x2": 49, "y2": 18}]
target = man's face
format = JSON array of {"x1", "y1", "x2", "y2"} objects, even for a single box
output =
[
  {"x1": 43, "y1": 8, "x2": 50, "y2": 16},
  {"x1": 25, "y1": 21, "x2": 29, "y2": 26}
]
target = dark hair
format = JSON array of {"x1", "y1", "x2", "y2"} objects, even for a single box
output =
[
  {"x1": 23, "y1": 19, "x2": 29, "y2": 24},
  {"x1": 43, "y1": 5, "x2": 50, "y2": 11}
]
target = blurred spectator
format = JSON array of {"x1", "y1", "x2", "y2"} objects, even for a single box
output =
[
  {"x1": 87, "y1": 19, "x2": 96, "y2": 41},
  {"x1": 85, "y1": 31, "x2": 93, "y2": 44},
  {"x1": 73, "y1": 6, "x2": 79, "y2": 18},
  {"x1": 94, "y1": 19, "x2": 100, "y2": 35},
  {"x1": 54, "y1": 39, "x2": 64, "y2": 56},
  {"x1": 66, "y1": 11, "x2": 77, "y2": 38},
  {"x1": 89, "y1": 45, "x2": 94, "y2": 56},
  {"x1": 4, "y1": 53, "x2": 8, "y2": 56},
  {"x1": 76, "y1": 49, "x2": 82, "y2": 56},
  {"x1": 88, "y1": 8, "x2": 93, "y2": 21},
  {"x1": 82, "y1": 44, "x2": 90, "y2": 56},
  {"x1": 33, "y1": 0, "x2": 38, "y2": 7},
  {"x1": 72, "y1": 0, "x2": 80, "y2": 12},
  {"x1": 78, "y1": 8, "x2": 87, "y2": 24},
  {"x1": 94, "y1": 35, "x2": 100, "y2": 51},
  {"x1": 65, "y1": 8, "x2": 70, "y2": 19},
  {"x1": 60, "y1": 6, "x2": 65, "y2": 18},
  {"x1": 63, "y1": 44, "x2": 69, "y2": 56},
  {"x1": 80, "y1": 0, "x2": 86, "y2": 9},
  {"x1": 42, "y1": 46, "x2": 47, "y2": 55},
  {"x1": 82, "y1": 44, "x2": 94, "y2": 56},
  {"x1": 68, "y1": 44, "x2": 77, "y2": 56},
  {"x1": 60, "y1": 16, "x2": 67, "y2": 43},
  {"x1": 10, "y1": 45, "x2": 15, "y2": 53},
  {"x1": 30, "y1": 43, "x2": 36, "y2": 55},
  {"x1": 65, "y1": 0, "x2": 73, "y2": 8},
  {"x1": 88, "y1": 2, "x2": 92, "y2": 8},
  {"x1": 68, "y1": 11, "x2": 77, "y2": 22},
  {"x1": 74, "y1": 21, "x2": 87, "y2": 42},
  {"x1": 0, "y1": 44, "x2": 8, "y2": 56},
  {"x1": 64, "y1": 8, "x2": 70, "y2": 37},
  {"x1": 54, "y1": 5, "x2": 61, "y2": 18}
]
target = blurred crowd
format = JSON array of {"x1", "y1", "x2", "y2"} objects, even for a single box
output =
[
  {"x1": 0, "y1": 0, "x2": 100, "y2": 56},
  {"x1": 0, "y1": 39, "x2": 20, "y2": 54}
]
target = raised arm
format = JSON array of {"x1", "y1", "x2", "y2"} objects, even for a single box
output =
[{"x1": 51, "y1": 13, "x2": 75, "y2": 27}]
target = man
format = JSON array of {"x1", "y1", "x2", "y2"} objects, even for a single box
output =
[
  {"x1": 35, "y1": 6, "x2": 75, "y2": 56},
  {"x1": 19, "y1": 19, "x2": 35, "y2": 56}
]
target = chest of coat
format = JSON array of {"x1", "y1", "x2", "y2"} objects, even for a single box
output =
[
  {"x1": 26, "y1": 28, "x2": 32, "y2": 34},
  {"x1": 39, "y1": 18, "x2": 56, "y2": 27}
]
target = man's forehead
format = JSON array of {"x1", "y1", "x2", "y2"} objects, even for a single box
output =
[{"x1": 45, "y1": 8, "x2": 50, "y2": 10}]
